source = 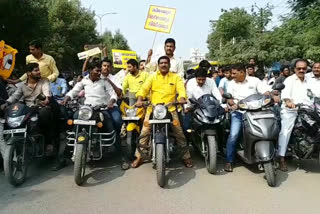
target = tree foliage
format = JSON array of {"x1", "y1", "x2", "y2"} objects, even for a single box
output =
[
  {"x1": 0, "y1": 0, "x2": 131, "y2": 76},
  {"x1": 207, "y1": 1, "x2": 320, "y2": 66}
]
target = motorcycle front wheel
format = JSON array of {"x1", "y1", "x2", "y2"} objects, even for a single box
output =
[
  {"x1": 4, "y1": 139, "x2": 28, "y2": 186},
  {"x1": 263, "y1": 161, "x2": 276, "y2": 187},
  {"x1": 74, "y1": 143, "x2": 87, "y2": 186},
  {"x1": 205, "y1": 136, "x2": 218, "y2": 174},
  {"x1": 156, "y1": 144, "x2": 165, "y2": 187}
]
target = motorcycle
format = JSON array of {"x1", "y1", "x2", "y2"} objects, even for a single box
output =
[
  {"x1": 289, "y1": 90, "x2": 320, "y2": 162},
  {"x1": 188, "y1": 94, "x2": 225, "y2": 174},
  {"x1": 3, "y1": 101, "x2": 61, "y2": 186},
  {"x1": 65, "y1": 104, "x2": 117, "y2": 186},
  {"x1": 223, "y1": 83, "x2": 284, "y2": 187},
  {"x1": 120, "y1": 92, "x2": 145, "y2": 162}
]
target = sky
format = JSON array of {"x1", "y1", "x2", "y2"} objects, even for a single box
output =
[{"x1": 81, "y1": 0, "x2": 290, "y2": 60}]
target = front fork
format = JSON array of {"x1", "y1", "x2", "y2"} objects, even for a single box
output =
[{"x1": 152, "y1": 124, "x2": 170, "y2": 164}]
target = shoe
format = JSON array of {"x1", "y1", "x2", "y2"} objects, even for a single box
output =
[
  {"x1": 279, "y1": 157, "x2": 288, "y2": 172},
  {"x1": 224, "y1": 163, "x2": 233, "y2": 172},
  {"x1": 121, "y1": 161, "x2": 130, "y2": 170},
  {"x1": 183, "y1": 158, "x2": 193, "y2": 168},
  {"x1": 131, "y1": 157, "x2": 142, "y2": 168}
]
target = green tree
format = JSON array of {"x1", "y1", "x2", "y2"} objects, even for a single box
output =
[
  {"x1": 45, "y1": 0, "x2": 98, "y2": 72},
  {"x1": 101, "y1": 29, "x2": 131, "y2": 59},
  {"x1": 0, "y1": 0, "x2": 50, "y2": 70}
]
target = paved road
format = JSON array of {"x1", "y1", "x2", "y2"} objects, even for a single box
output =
[{"x1": 0, "y1": 150, "x2": 320, "y2": 214}]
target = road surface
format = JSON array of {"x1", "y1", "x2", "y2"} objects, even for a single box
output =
[{"x1": 0, "y1": 151, "x2": 320, "y2": 214}]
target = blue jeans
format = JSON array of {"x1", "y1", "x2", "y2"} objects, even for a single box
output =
[
  {"x1": 182, "y1": 112, "x2": 191, "y2": 132},
  {"x1": 104, "y1": 106, "x2": 123, "y2": 134},
  {"x1": 226, "y1": 111, "x2": 243, "y2": 163}
]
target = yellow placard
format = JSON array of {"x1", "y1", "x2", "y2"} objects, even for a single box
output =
[
  {"x1": 112, "y1": 49, "x2": 137, "y2": 69},
  {"x1": 144, "y1": 5, "x2": 176, "y2": 34},
  {"x1": 0, "y1": 40, "x2": 18, "y2": 80}
]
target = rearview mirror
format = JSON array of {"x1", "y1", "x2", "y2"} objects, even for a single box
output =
[{"x1": 222, "y1": 93, "x2": 233, "y2": 100}]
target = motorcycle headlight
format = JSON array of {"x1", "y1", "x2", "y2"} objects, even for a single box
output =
[
  {"x1": 153, "y1": 105, "x2": 167, "y2": 120},
  {"x1": 125, "y1": 108, "x2": 137, "y2": 117},
  {"x1": 78, "y1": 106, "x2": 93, "y2": 120},
  {"x1": 7, "y1": 115, "x2": 25, "y2": 128},
  {"x1": 244, "y1": 100, "x2": 263, "y2": 110}
]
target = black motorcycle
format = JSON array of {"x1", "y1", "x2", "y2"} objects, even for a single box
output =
[
  {"x1": 3, "y1": 102, "x2": 61, "y2": 186},
  {"x1": 289, "y1": 90, "x2": 320, "y2": 162},
  {"x1": 65, "y1": 104, "x2": 117, "y2": 186},
  {"x1": 139, "y1": 102, "x2": 184, "y2": 187},
  {"x1": 188, "y1": 94, "x2": 225, "y2": 174}
]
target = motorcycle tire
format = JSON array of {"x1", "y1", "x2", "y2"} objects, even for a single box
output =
[
  {"x1": 4, "y1": 140, "x2": 28, "y2": 186},
  {"x1": 74, "y1": 143, "x2": 87, "y2": 186},
  {"x1": 264, "y1": 162, "x2": 276, "y2": 187},
  {"x1": 125, "y1": 131, "x2": 136, "y2": 161},
  {"x1": 206, "y1": 136, "x2": 218, "y2": 174},
  {"x1": 156, "y1": 144, "x2": 165, "y2": 187}
]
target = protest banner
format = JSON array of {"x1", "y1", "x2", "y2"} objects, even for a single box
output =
[
  {"x1": 112, "y1": 49, "x2": 137, "y2": 69},
  {"x1": 144, "y1": 5, "x2": 176, "y2": 34},
  {"x1": 77, "y1": 47, "x2": 102, "y2": 60},
  {"x1": 0, "y1": 40, "x2": 18, "y2": 80}
]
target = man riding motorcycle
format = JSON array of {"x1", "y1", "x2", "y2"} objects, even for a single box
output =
[
  {"x1": 4, "y1": 63, "x2": 65, "y2": 170},
  {"x1": 278, "y1": 59, "x2": 316, "y2": 171},
  {"x1": 184, "y1": 67, "x2": 223, "y2": 130},
  {"x1": 224, "y1": 64, "x2": 269, "y2": 172},
  {"x1": 132, "y1": 56, "x2": 193, "y2": 168},
  {"x1": 61, "y1": 61, "x2": 126, "y2": 169}
]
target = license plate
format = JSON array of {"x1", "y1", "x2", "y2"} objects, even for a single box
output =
[
  {"x1": 149, "y1": 119, "x2": 171, "y2": 124},
  {"x1": 122, "y1": 116, "x2": 140, "y2": 121},
  {"x1": 73, "y1": 120, "x2": 96, "y2": 125},
  {"x1": 3, "y1": 128, "x2": 26, "y2": 135}
]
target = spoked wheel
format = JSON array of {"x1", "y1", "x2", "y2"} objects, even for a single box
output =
[
  {"x1": 264, "y1": 161, "x2": 276, "y2": 187},
  {"x1": 156, "y1": 144, "x2": 165, "y2": 187},
  {"x1": 74, "y1": 143, "x2": 87, "y2": 186},
  {"x1": 4, "y1": 141, "x2": 28, "y2": 186},
  {"x1": 205, "y1": 136, "x2": 218, "y2": 174}
]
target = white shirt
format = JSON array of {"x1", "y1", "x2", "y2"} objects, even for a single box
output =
[
  {"x1": 100, "y1": 73, "x2": 123, "y2": 90},
  {"x1": 145, "y1": 55, "x2": 184, "y2": 79},
  {"x1": 305, "y1": 72, "x2": 320, "y2": 97},
  {"x1": 66, "y1": 76, "x2": 117, "y2": 107},
  {"x1": 281, "y1": 74, "x2": 313, "y2": 106},
  {"x1": 228, "y1": 76, "x2": 267, "y2": 100},
  {"x1": 186, "y1": 78, "x2": 222, "y2": 106},
  {"x1": 218, "y1": 77, "x2": 232, "y2": 93}
]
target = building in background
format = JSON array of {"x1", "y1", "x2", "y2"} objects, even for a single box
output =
[{"x1": 189, "y1": 48, "x2": 205, "y2": 63}]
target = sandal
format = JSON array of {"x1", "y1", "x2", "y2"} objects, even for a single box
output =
[
  {"x1": 183, "y1": 158, "x2": 193, "y2": 168},
  {"x1": 131, "y1": 158, "x2": 142, "y2": 168}
]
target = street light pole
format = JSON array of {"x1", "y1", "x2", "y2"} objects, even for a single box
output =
[{"x1": 95, "y1": 12, "x2": 117, "y2": 35}]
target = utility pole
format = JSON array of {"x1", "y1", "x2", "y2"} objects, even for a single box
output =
[{"x1": 95, "y1": 12, "x2": 117, "y2": 35}]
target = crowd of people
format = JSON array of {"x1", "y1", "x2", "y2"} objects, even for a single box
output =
[{"x1": 0, "y1": 37, "x2": 319, "y2": 173}]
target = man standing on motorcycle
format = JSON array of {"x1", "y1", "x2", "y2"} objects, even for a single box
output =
[
  {"x1": 4, "y1": 63, "x2": 65, "y2": 170},
  {"x1": 224, "y1": 64, "x2": 268, "y2": 172},
  {"x1": 278, "y1": 59, "x2": 314, "y2": 171},
  {"x1": 131, "y1": 56, "x2": 193, "y2": 168},
  {"x1": 61, "y1": 61, "x2": 126, "y2": 168},
  {"x1": 7, "y1": 40, "x2": 59, "y2": 84}
]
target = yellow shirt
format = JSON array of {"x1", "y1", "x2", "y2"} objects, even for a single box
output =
[
  {"x1": 20, "y1": 54, "x2": 59, "y2": 82},
  {"x1": 122, "y1": 71, "x2": 149, "y2": 94},
  {"x1": 136, "y1": 70, "x2": 186, "y2": 112}
]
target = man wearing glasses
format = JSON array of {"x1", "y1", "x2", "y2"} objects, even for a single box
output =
[{"x1": 278, "y1": 59, "x2": 314, "y2": 171}]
